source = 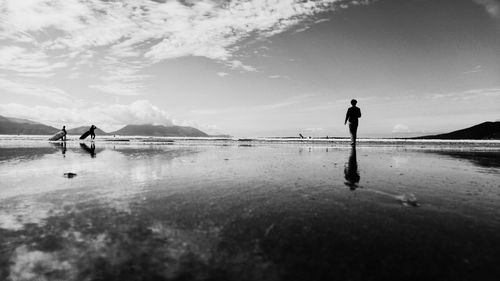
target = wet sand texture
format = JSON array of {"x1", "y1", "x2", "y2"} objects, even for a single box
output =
[{"x1": 1, "y1": 141, "x2": 499, "y2": 281}]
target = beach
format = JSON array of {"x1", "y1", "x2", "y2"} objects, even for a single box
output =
[{"x1": 1, "y1": 137, "x2": 499, "y2": 281}]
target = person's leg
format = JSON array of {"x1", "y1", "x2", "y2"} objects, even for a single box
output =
[{"x1": 349, "y1": 123, "x2": 358, "y2": 145}]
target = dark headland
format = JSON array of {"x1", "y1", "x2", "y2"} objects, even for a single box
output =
[
  {"x1": 0, "y1": 115, "x2": 59, "y2": 135},
  {"x1": 414, "y1": 121, "x2": 500, "y2": 140}
]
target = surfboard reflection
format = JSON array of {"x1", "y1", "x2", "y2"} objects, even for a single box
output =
[
  {"x1": 80, "y1": 142, "x2": 96, "y2": 158},
  {"x1": 50, "y1": 141, "x2": 67, "y2": 157},
  {"x1": 344, "y1": 146, "x2": 360, "y2": 190}
]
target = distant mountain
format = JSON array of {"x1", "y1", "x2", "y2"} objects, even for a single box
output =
[
  {"x1": 67, "y1": 126, "x2": 109, "y2": 135},
  {"x1": 414, "y1": 122, "x2": 500, "y2": 140},
  {"x1": 0, "y1": 115, "x2": 59, "y2": 135},
  {"x1": 111, "y1": 124, "x2": 209, "y2": 137}
]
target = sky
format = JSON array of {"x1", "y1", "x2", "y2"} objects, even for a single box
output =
[{"x1": 0, "y1": 0, "x2": 499, "y2": 137}]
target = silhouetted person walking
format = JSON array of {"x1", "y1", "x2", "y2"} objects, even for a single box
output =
[{"x1": 344, "y1": 99, "x2": 361, "y2": 146}]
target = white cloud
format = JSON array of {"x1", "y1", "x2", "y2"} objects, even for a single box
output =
[
  {"x1": 268, "y1": 74, "x2": 291, "y2": 79},
  {"x1": 462, "y1": 65, "x2": 483, "y2": 74},
  {"x1": 392, "y1": 124, "x2": 410, "y2": 133},
  {"x1": 217, "y1": 72, "x2": 229, "y2": 77},
  {"x1": 473, "y1": 0, "x2": 500, "y2": 19},
  {"x1": 0, "y1": 46, "x2": 66, "y2": 75},
  {"x1": 0, "y1": 77, "x2": 73, "y2": 104},
  {"x1": 227, "y1": 60, "x2": 257, "y2": 72},
  {"x1": 314, "y1": 18, "x2": 331, "y2": 24},
  {"x1": 295, "y1": 26, "x2": 311, "y2": 33},
  {"x1": 0, "y1": 0, "x2": 365, "y2": 98},
  {"x1": 0, "y1": 100, "x2": 174, "y2": 131}
]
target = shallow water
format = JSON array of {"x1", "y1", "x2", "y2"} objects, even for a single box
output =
[{"x1": 0, "y1": 139, "x2": 499, "y2": 281}]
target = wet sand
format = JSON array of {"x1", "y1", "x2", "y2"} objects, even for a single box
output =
[{"x1": 1, "y1": 139, "x2": 499, "y2": 281}]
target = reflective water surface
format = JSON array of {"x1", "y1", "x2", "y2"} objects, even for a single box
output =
[{"x1": 1, "y1": 140, "x2": 499, "y2": 281}]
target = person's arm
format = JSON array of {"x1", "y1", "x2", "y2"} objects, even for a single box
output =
[
  {"x1": 345, "y1": 109, "x2": 350, "y2": 125},
  {"x1": 358, "y1": 108, "x2": 361, "y2": 118}
]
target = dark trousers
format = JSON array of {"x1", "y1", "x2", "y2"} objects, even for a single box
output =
[{"x1": 349, "y1": 122, "x2": 358, "y2": 144}]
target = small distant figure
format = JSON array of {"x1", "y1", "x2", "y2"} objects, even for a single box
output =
[
  {"x1": 90, "y1": 125, "x2": 96, "y2": 140},
  {"x1": 299, "y1": 133, "x2": 305, "y2": 139},
  {"x1": 344, "y1": 99, "x2": 361, "y2": 146},
  {"x1": 62, "y1": 126, "x2": 67, "y2": 141}
]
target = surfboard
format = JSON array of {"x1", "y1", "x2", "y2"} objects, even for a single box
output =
[
  {"x1": 49, "y1": 131, "x2": 65, "y2": 141},
  {"x1": 80, "y1": 130, "x2": 91, "y2": 140}
]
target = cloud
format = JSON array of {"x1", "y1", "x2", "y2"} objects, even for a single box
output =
[
  {"x1": 0, "y1": 46, "x2": 66, "y2": 76},
  {"x1": 268, "y1": 74, "x2": 291, "y2": 80},
  {"x1": 217, "y1": 72, "x2": 229, "y2": 77},
  {"x1": 0, "y1": 100, "x2": 174, "y2": 131},
  {"x1": 392, "y1": 124, "x2": 410, "y2": 133},
  {"x1": 0, "y1": 77, "x2": 73, "y2": 104},
  {"x1": 462, "y1": 65, "x2": 483, "y2": 74},
  {"x1": 473, "y1": 0, "x2": 500, "y2": 19},
  {"x1": 0, "y1": 0, "x2": 359, "y2": 96}
]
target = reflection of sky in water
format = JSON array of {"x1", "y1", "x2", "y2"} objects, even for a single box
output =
[
  {"x1": 1, "y1": 141, "x2": 500, "y2": 280},
  {"x1": 1, "y1": 142, "x2": 499, "y2": 229}
]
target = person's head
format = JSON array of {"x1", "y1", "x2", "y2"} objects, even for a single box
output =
[
  {"x1": 63, "y1": 126, "x2": 65, "y2": 129},
  {"x1": 350, "y1": 99, "x2": 357, "y2": 106}
]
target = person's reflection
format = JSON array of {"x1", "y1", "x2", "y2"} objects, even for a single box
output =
[
  {"x1": 80, "y1": 142, "x2": 96, "y2": 158},
  {"x1": 344, "y1": 146, "x2": 360, "y2": 190},
  {"x1": 61, "y1": 141, "x2": 66, "y2": 157},
  {"x1": 50, "y1": 141, "x2": 67, "y2": 157}
]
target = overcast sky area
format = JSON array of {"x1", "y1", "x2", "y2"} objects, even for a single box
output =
[{"x1": 1, "y1": 0, "x2": 499, "y2": 137}]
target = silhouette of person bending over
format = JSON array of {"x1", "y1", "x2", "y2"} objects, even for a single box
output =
[
  {"x1": 89, "y1": 125, "x2": 96, "y2": 140},
  {"x1": 344, "y1": 99, "x2": 361, "y2": 146}
]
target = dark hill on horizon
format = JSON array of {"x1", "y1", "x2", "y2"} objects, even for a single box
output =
[
  {"x1": 0, "y1": 115, "x2": 59, "y2": 135},
  {"x1": 111, "y1": 124, "x2": 209, "y2": 137},
  {"x1": 414, "y1": 121, "x2": 500, "y2": 140},
  {"x1": 66, "y1": 126, "x2": 109, "y2": 135}
]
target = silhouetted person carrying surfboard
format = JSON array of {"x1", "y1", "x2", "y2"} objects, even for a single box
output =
[
  {"x1": 344, "y1": 99, "x2": 361, "y2": 146},
  {"x1": 90, "y1": 125, "x2": 96, "y2": 140},
  {"x1": 80, "y1": 125, "x2": 96, "y2": 140}
]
